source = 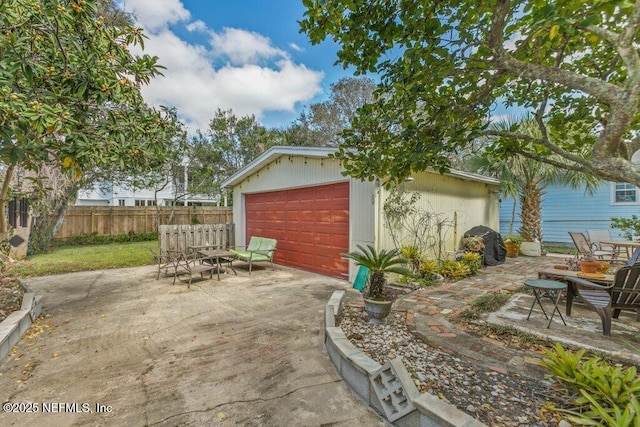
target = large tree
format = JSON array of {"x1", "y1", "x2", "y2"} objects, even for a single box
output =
[
  {"x1": 0, "y1": 0, "x2": 174, "y2": 245},
  {"x1": 189, "y1": 109, "x2": 279, "y2": 202},
  {"x1": 287, "y1": 77, "x2": 376, "y2": 146},
  {"x1": 301, "y1": 0, "x2": 640, "y2": 186},
  {"x1": 470, "y1": 118, "x2": 600, "y2": 243}
]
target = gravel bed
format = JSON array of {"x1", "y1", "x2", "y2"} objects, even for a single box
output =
[{"x1": 339, "y1": 305, "x2": 568, "y2": 426}]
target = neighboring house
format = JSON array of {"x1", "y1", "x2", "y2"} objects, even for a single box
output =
[
  {"x1": 76, "y1": 180, "x2": 219, "y2": 207},
  {"x1": 221, "y1": 146, "x2": 500, "y2": 281},
  {"x1": 499, "y1": 181, "x2": 639, "y2": 245}
]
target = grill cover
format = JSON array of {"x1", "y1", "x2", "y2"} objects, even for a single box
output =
[{"x1": 463, "y1": 226, "x2": 506, "y2": 266}]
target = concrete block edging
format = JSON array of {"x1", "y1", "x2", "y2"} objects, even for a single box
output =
[
  {"x1": 0, "y1": 279, "x2": 43, "y2": 363},
  {"x1": 325, "y1": 290, "x2": 486, "y2": 427}
]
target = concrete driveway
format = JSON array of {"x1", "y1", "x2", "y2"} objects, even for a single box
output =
[{"x1": 0, "y1": 265, "x2": 386, "y2": 426}]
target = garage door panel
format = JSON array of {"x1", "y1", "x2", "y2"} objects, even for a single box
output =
[{"x1": 245, "y1": 182, "x2": 349, "y2": 278}]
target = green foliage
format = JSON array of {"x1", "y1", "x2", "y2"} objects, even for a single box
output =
[
  {"x1": 462, "y1": 236, "x2": 484, "y2": 252},
  {"x1": 57, "y1": 232, "x2": 157, "y2": 248},
  {"x1": 460, "y1": 252, "x2": 483, "y2": 275},
  {"x1": 288, "y1": 76, "x2": 376, "y2": 147},
  {"x1": 611, "y1": 215, "x2": 640, "y2": 241},
  {"x1": 541, "y1": 343, "x2": 640, "y2": 425},
  {"x1": 438, "y1": 260, "x2": 470, "y2": 280},
  {"x1": 0, "y1": 0, "x2": 182, "y2": 243},
  {"x1": 342, "y1": 245, "x2": 412, "y2": 300},
  {"x1": 383, "y1": 187, "x2": 453, "y2": 260},
  {"x1": 418, "y1": 259, "x2": 439, "y2": 277},
  {"x1": 459, "y1": 291, "x2": 511, "y2": 321},
  {"x1": 300, "y1": 0, "x2": 640, "y2": 187},
  {"x1": 400, "y1": 244, "x2": 421, "y2": 272},
  {"x1": 189, "y1": 109, "x2": 279, "y2": 201},
  {"x1": 5, "y1": 240, "x2": 157, "y2": 277},
  {"x1": 504, "y1": 235, "x2": 524, "y2": 245}
]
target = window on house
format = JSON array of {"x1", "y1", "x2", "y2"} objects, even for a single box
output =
[
  {"x1": 614, "y1": 183, "x2": 638, "y2": 203},
  {"x1": 135, "y1": 199, "x2": 144, "y2": 206},
  {"x1": 118, "y1": 199, "x2": 125, "y2": 206},
  {"x1": 7, "y1": 198, "x2": 28, "y2": 228},
  {"x1": 147, "y1": 200, "x2": 156, "y2": 206}
]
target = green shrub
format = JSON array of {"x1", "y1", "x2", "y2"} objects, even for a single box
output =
[
  {"x1": 541, "y1": 343, "x2": 640, "y2": 426},
  {"x1": 611, "y1": 215, "x2": 640, "y2": 241},
  {"x1": 438, "y1": 260, "x2": 470, "y2": 279},
  {"x1": 460, "y1": 251, "x2": 483, "y2": 275},
  {"x1": 418, "y1": 259, "x2": 439, "y2": 276},
  {"x1": 57, "y1": 232, "x2": 158, "y2": 247},
  {"x1": 400, "y1": 245, "x2": 421, "y2": 272}
]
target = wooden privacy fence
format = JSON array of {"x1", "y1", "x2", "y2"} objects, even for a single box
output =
[
  {"x1": 55, "y1": 206, "x2": 232, "y2": 239},
  {"x1": 158, "y1": 224, "x2": 235, "y2": 252}
]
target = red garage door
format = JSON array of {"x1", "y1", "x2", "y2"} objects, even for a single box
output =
[{"x1": 245, "y1": 182, "x2": 349, "y2": 278}]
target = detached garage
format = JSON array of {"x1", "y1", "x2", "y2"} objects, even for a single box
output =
[{"x1": 221, "y1": 146, "x2": 500, "y2": 281}]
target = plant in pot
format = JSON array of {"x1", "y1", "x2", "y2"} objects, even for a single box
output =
[
  {"x1": 462, "y1": 236, "x2": 484, "y2": 253},
  {"x1": 342, "y1": 245, "x2": 412, "y2": 324},
  {"x1": 504, "y1": 235, "x2": 523, "y2": 257}
]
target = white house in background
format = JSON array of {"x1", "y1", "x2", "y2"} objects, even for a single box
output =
[
  {"x1": 76, "y1": 179, "x2": 219, "y2": 207},
  {"x1": 221, "y1": 146, "x2": 500, "y2": 281}
]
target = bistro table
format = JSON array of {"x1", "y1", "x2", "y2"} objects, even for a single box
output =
[
  {"x1": 599, "y1": 240, "x2": 640, "y2": 259},
  {"x1": 538, "y1": 268, "x2": 614, "y2": 316},
  {"x1": 523, "y1": 279, "x2": 567, "y2": 328},
  {"x1": 198, "y1": 249, "x2": 237, "y2": 281}
]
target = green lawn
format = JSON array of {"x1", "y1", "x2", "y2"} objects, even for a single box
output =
[{"x1": 5, "y1": 241, "x2": 158, "y2": 277}]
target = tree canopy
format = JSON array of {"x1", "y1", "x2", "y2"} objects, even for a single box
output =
[
  {"x1": 300, "y1": 0, "x2": 640, "y2": 186},
  {"x1": 0, "y1": 0, "x2": 176, "y2": 235},
  {"x1": 288, "y1": 77, "x2": 376, "y2": 146}
]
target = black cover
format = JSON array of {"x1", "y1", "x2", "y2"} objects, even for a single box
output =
[{"x1": 463, "y1": 226, "x2": 506, "y2": 266}]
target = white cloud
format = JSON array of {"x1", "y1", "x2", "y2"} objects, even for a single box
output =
[
  {"x1": 288, "y1": 42, "x2": 304, "y2": 52},
  {"x1": 210, "y1": 28, "x2": 287, "y2": 65},
  {"x1": 119, "y1": 0, "x2": 190, "y2": 31},
  {"x1": 119, "y1": 1, "x2": 325, "y2": 133},
  {"x1": 186, "y1": 20, "x2": 207, "y2": 33}
]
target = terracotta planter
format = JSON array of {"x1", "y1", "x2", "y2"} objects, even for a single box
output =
[
  {"x1": 580, "y1": 260, "x2": 601, "y2": 274},
  {"x1": 504, "y1": 241, "x2": 520, "y2": 258},
  {"x1": 363, "y1": 299, "x2": 393, "y2": 324}
]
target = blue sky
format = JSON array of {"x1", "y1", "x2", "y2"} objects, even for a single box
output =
[{"x1": 118, "y1": 0, "x2": 354, "y2": 132}]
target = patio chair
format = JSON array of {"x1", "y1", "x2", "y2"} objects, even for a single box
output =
[
  {"x1": 568, "y1": 231, "x2": 616, "y2": 260},
  {"x1": 230, "y1": 237, "x2": 277, "y2": 274},
  {"x1": 168, "y1": 250, "x2": 216, "y2": 288},
  {"x1": 566, "y1": 262, "x2": 640, "y2": 336},
  {"x1": 587, "y1": 229, "x2": 617, "y2": 256},
  {"x1": 151, "y1": 248, "x2": 174, "y2": 280}
]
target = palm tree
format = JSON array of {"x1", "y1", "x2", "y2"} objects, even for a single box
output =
[
  {"x1": 342, "y1": 245, "x2": 411, "y2": 300},
  {"x1": 469, "y1": 117, "x2": 600, "y2": 244}
]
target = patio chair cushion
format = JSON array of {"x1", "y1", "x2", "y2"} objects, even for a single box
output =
[{"x1": 230, "y1": 236, "x2": 277, "y2": 273}]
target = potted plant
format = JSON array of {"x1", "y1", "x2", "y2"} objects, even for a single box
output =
[
  {"x1": 462, "y1": 236, "x2": 484, "y2": 252},
  {"x1": 342, "y1": 245, "x2": 412, "y2": 323},
  {"x1": 579, "y1": 254, "x2": 602, "y2": 274},
  {"x1": 504, "y1": 235, "x2": 523, "y2": 257}
]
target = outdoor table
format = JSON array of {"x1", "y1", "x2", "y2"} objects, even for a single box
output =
[
  {"x1": 524, "y1": 279, "x2": 567, "y2": 329},
  {"x1": 198, "y1": 249, "x2": 237, "y2": 280},
  {"x1": 538, "y1": 268, "x2": 614, "y2": 316},
  {"x1": 599, "y1": 240, "x2": 640, "y2": 259}
]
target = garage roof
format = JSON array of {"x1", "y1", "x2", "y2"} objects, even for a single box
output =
[{"x1": 221, "y1": 146, "x2": 500, "y2": 188}]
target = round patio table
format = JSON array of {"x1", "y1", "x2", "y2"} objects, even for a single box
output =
[{"x1": 524, "y1": 279, "x2": 567, "y2": 329}]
